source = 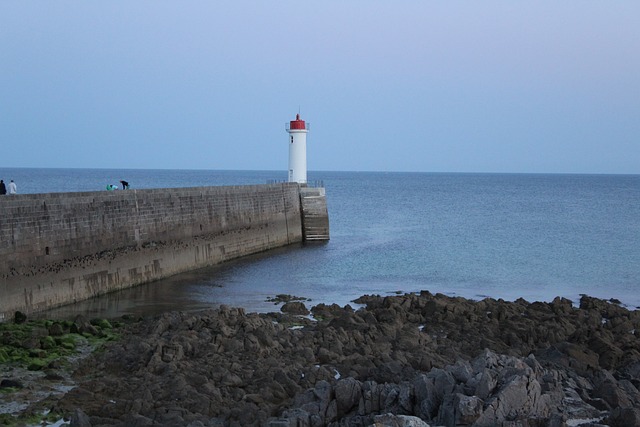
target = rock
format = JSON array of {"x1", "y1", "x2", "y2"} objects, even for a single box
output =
[
  {"x1": 334, "y1": 377, "x2": 361, "y2": 416},
  {"x1": 550, "y1": 296, "x2": 573, "y2": 314},
  {"x1": 607, "y1": 406, "x2": 640, "y2": 427},
  {"x1": 360, "y1": 380, "x2": 382, "y2": 415},
  {"x1": 120, "y1": 413, "x2": 155, "y2": 426},
  {"x1": 589, "y1": 335, "x2": 624, "y2": 370},
  {"x1": 44, "y1": 370, "x2": 66, "y2": 381},
  {"x1": 476, "y1": 373, "x2": 543, "y2": 424},
  {"x1": 437, "y1": 393, "x2": 483, "y2": 426},
  {"x1": 0, "y1": 378, "x2": 23, "y2": 388},
  {"x1": 371, "y1": 413, "x2": 431, "y2": 427},
  {"x1": 281, "y1": 301, "x2": 310, "y2": 315},
  {"x1": 49, "y1": 294, "x2": 640, "y2": 427},
  {"x1": 312, "y1": 380, "x2": 333, "y2": 415},
  {"x1": 90, "y1": 318, "x2": 113, "y2": 329},
  {"x1": 70, "y1": 408, "x2": 92, "y2": 427},
  {"x1": 14, "y1": 311, "x2": 27, "y2": 324},
  {"x1": 595, "y1": 377, "x2": 640, "y2": 410},
  {"x1": 273, "y1": 408, "x2": 312, "y2": 427},
  {"x1": 412, "y1": 371, "x2": 451, "y2": 420},
  {"x1": 311, "y1": 303, "x2": 348, "y2": 319},
  {"x1": 48, "y1": 322, "x2": 65, "y2": 336},
  {"x1": 448, "y1": 359, "x2": 473, "y2": 384},
  {"x1": 71, "y1": 315, "x2": 99, "y2": 335},
  {"x1": 160, "y1": 343, "x2": 184, "y2": 363},
  {"x1": 40, "y1": 335, "x2": 56, "y2": 350},
  {"x1": 555, "y1": 341, "x2": 600, "y2": 373}
]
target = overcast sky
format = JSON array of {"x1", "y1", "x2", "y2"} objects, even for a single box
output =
[{"x1": 1, "y1": 2, "x2": 638, "y2": 174}]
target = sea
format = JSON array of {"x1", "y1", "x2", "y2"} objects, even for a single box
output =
[{"x1": 2, "y1": 167, "x2": 639, "y2": 318}]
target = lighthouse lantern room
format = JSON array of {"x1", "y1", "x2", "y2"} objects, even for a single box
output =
[{"x1": 286, "y1": 113, "x2": 309, "y2": 184}]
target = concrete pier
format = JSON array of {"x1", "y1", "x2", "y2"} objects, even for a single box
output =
[{"x1": 0, "y1": 183, "x2": 329, "y2": 319}]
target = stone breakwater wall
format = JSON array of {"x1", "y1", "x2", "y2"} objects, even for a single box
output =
[{"x1": 0, "y1": 183, "x2": 304, "y2": 319}]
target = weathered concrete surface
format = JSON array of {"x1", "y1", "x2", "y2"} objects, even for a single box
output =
[{"x1": 0, "y1": 183, "x2": 304, "y2": 319}]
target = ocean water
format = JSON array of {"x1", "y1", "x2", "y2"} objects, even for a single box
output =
[{"x1": 2, "y1": 168, "x2": 639, "y2": 317}]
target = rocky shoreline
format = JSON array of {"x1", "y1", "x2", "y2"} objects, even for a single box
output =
[{"x1": 4, "y1": 291, "x2": 640, "y2": 426}]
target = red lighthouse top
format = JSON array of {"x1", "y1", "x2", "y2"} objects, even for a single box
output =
[{"x1": 289, "y1": 114, "x2": 306, "y2": 130}]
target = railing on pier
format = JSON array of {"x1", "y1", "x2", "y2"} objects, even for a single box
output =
[{"x1": 267, "y1": 179, "x2": 324, "y2": 188}]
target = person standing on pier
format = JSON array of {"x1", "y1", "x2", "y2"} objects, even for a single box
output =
[
  {"x1": 120, "y1": 180, "x2": 129, "y2": 189},
  {"x1": 0, "y1": 180, "x2": 6, "y2": 195},
  {"x1": 7, "y1": 180, "x2": 17, "y2": 194}
]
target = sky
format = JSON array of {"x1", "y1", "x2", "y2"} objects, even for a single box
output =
[{"x1": 1, "y1": 1, "x2": 639, "y2": 174}]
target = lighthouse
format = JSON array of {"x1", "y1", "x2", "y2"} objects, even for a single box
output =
[{"x1": 286, "y1": 113, "x2": 309, "y2": 184}]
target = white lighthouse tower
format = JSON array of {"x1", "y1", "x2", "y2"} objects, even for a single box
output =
[{"x1": 286, "y1": 113, "x2": 309, "y2": 184}]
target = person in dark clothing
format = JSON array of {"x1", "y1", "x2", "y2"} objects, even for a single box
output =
[
  {"x1": 120, "y1": 180, "x2": 129, "y2": 189},
  {"x1": 0, "y1": 180, "x2": 6, "y2": 195}
]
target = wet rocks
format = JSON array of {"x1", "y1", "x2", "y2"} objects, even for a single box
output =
[
  {"x1": 13, "y1": 311, "x2": 27, "y2": 324},
  {"x1": 52, "y1": 292, "x2": 640, "y2": 426},
  {"x1": 0, "y1": 314, "x2": 127, "y2": 425},
  {"x1": 281, "y1": 301, "x2": 310, "y2": 315},
  {"x1": 0, "y1": 378, "x2": 23, "y2": 389}
]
